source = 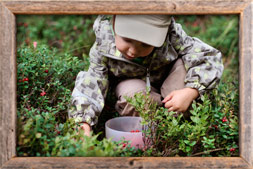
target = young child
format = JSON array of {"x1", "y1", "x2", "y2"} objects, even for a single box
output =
[{"x1": 68, "y1": 15, "x2": 224, "y2": 136}]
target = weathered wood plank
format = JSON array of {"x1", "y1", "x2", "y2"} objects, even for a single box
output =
[
  {"x1": 240, "y1": 2, "x2": 253, "y2": 166},
  {"x1": 0, "y1": 2, "x2": 17, "y2": 167},
  {"x1": 2, "y1": 0, "x2": 251, "y2": 14},
  {"x1": 0, "y1": 0, "x2": 253, "y2": 169},
  {"x1": 0, "y1": 3, "x2": 2, "y2": 137},
  {"x1": 1, "y1": 157, "x2": 251, "y2": 169}
]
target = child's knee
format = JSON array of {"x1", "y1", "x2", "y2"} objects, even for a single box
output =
[
  {"x1": 115, "y1": 79, "x2": 146, "y2": 99},
  {"x1": 115, "y1": 79, "x2": 162, "y2": 116}
]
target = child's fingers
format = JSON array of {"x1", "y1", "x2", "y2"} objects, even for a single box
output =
[
  {"x1": 167, "y1": 107, "x2": 174, "y2": 112},
  {"x1": 168, "y1": 107, "x2": 179, "y2": 112},
  {"x1": 162, "y1": 94, "x2": 173, "y2": 103},
  {"x1": 164, "y1": 100, "x2": 173, "y2": 109},
  {"x1": 165, "y1": 99, "x2": 180, "y2": 112}
]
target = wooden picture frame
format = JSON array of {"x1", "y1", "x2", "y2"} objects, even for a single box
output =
[{"x1": 0, "y1": 0, "x2": 252, "y2": 168}]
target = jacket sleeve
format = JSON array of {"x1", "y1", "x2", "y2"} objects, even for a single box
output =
[
  {"x1": 169, "y1": 18, "x2": 224, "y2": 95},
  {"x1": 68, "y1": 16, "x2": 109, "y2": 126}
]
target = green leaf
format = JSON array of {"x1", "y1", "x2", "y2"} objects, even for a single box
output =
[
  {"x1": 184, "y1": 140, "x2": 190, "y2": 144},
  {"x1": 186, "y1": 146, "x2": 191, "y2": 152},
  {"x1": 189, "y1": 141, "x2": 196, "y2": 146}
]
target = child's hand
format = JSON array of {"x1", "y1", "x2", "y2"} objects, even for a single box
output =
[
  {"x1": 162, "y1": 88, "x2": 199, "y2": 113},
  {"x1": 78, "y1": 122, "x2": 91, "y2": 137}
]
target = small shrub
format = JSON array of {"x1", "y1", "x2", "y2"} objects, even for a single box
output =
[
  {"x1": 16, "y1": 15, "x2": 239, "y2": 157},
  {"x1": 17, "y1": 44, "x2": 143, "y2": 157},
  {"x1": 126, "y1": 83, "x2": 239, "y2": 157}
]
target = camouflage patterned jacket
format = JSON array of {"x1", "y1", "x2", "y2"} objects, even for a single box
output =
[{"x1": 68, "y1": 15, "x2": 224, "y2": 126}]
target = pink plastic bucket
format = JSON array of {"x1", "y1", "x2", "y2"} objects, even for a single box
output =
[{"x1": 105, "y1": 116, "x2": 144, "y2": 149}]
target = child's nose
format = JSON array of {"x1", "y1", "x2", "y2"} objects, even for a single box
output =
[{"x1": 129, "y1": 46, "x2": 138, "y2": 55}]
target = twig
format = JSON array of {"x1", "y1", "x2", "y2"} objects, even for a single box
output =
[
  {"x1": 66, "y1": 45, "x2": 90, "y2": 54},
  {"x1": 49, "y1": 91, "x2": 59, "y2": 104},
  {"x1": 190, "y1": 148, "x2": 226, "y2": 157}
]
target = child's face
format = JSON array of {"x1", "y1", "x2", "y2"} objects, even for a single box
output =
[{"x1": 115, "y1": 34, "x2": 155, "y2": 60}]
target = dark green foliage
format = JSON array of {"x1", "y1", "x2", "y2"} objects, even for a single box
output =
[
  {"x1": 126, "y1": 83, "x2": 238, "y2": 157},
  {"x1": 16, "y1": 15, "x2": 239, "y2": 157},
  {"x1": 17, "y1": 45, "x2": 141, "y2": 157},
  {"x1": 17, "y1": 15, "x2": 96, "y2": 58},
  {"x1": 174, "y1": 15, "x2": 239, "y2": 61}
]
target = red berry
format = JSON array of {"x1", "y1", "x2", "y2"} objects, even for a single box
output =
[
  {"x1": 18, "y1": 22, "x2": 23, "y2": 26},
  {"x1": 222, "y1": 117, "x2": 227, "y2": 123},
  {"x1": 23, "y1": 23, "x2": 28, "y2": 27},
  {"x1": 192, "y1": 21, "x2": 198, "y2": 27},
  {"x1": 213, "y1": 125, "x2": 218, "y2": 129},
  {"x1": 25, "y1": 39, "x2": 30, "y2": 45},
  {"x1": 122, "y1": 143, "x2": 127, "y2": 148},
  {"x1": 229, "y1": 148, "x2": 235, "y2": 152},
  {"x1": 55, "y1": 129, "x2": 61, "y2": 135},
  {"x1": 45, "y1": 69, "x2": 49, "y2": 73},
  {"x1": 33, "y1": 41, "x2": 37, "y2": 48},
  {"x1": 135, "y1": 130, "x2": 140, "y2": 132},
  {"x1": 40, "y1": 91, "x2": 46, "y2": 96},
  {"x1": 23, "y1": 78, "x2": 29, "y2": 82},
  {"x1": 130, "y1": 130, "x2": 135, "y2": 133}
]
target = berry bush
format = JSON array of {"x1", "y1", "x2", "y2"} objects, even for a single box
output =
[
  {"x1": 16, "y1": 15, "x2": 239, "y2": 157},
  {"x1": 126, "y1": 83, "x2": 238, "y2": 157}
]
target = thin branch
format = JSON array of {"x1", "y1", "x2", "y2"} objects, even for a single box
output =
[{"x1": 190, "y1": 148, "x2": 226, "y2": 157}]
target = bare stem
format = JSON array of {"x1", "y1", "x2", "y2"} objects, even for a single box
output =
[{"x1": 190, "y1": 148, "x2": 226, "y2": 157}]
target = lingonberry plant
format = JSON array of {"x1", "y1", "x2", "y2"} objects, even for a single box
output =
[
  {"x1": 17, "y1": 44, "x2": 80, "y2": 156},
  {"x1": 17, "y1": 44, "x2": 143, "y2": 157},
  {"x1": 126, "y1": 76, "x2": 239, "y2": 157},
  {"x1": 16, "y1": 15, "x2": 239, "y2": 157}
]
